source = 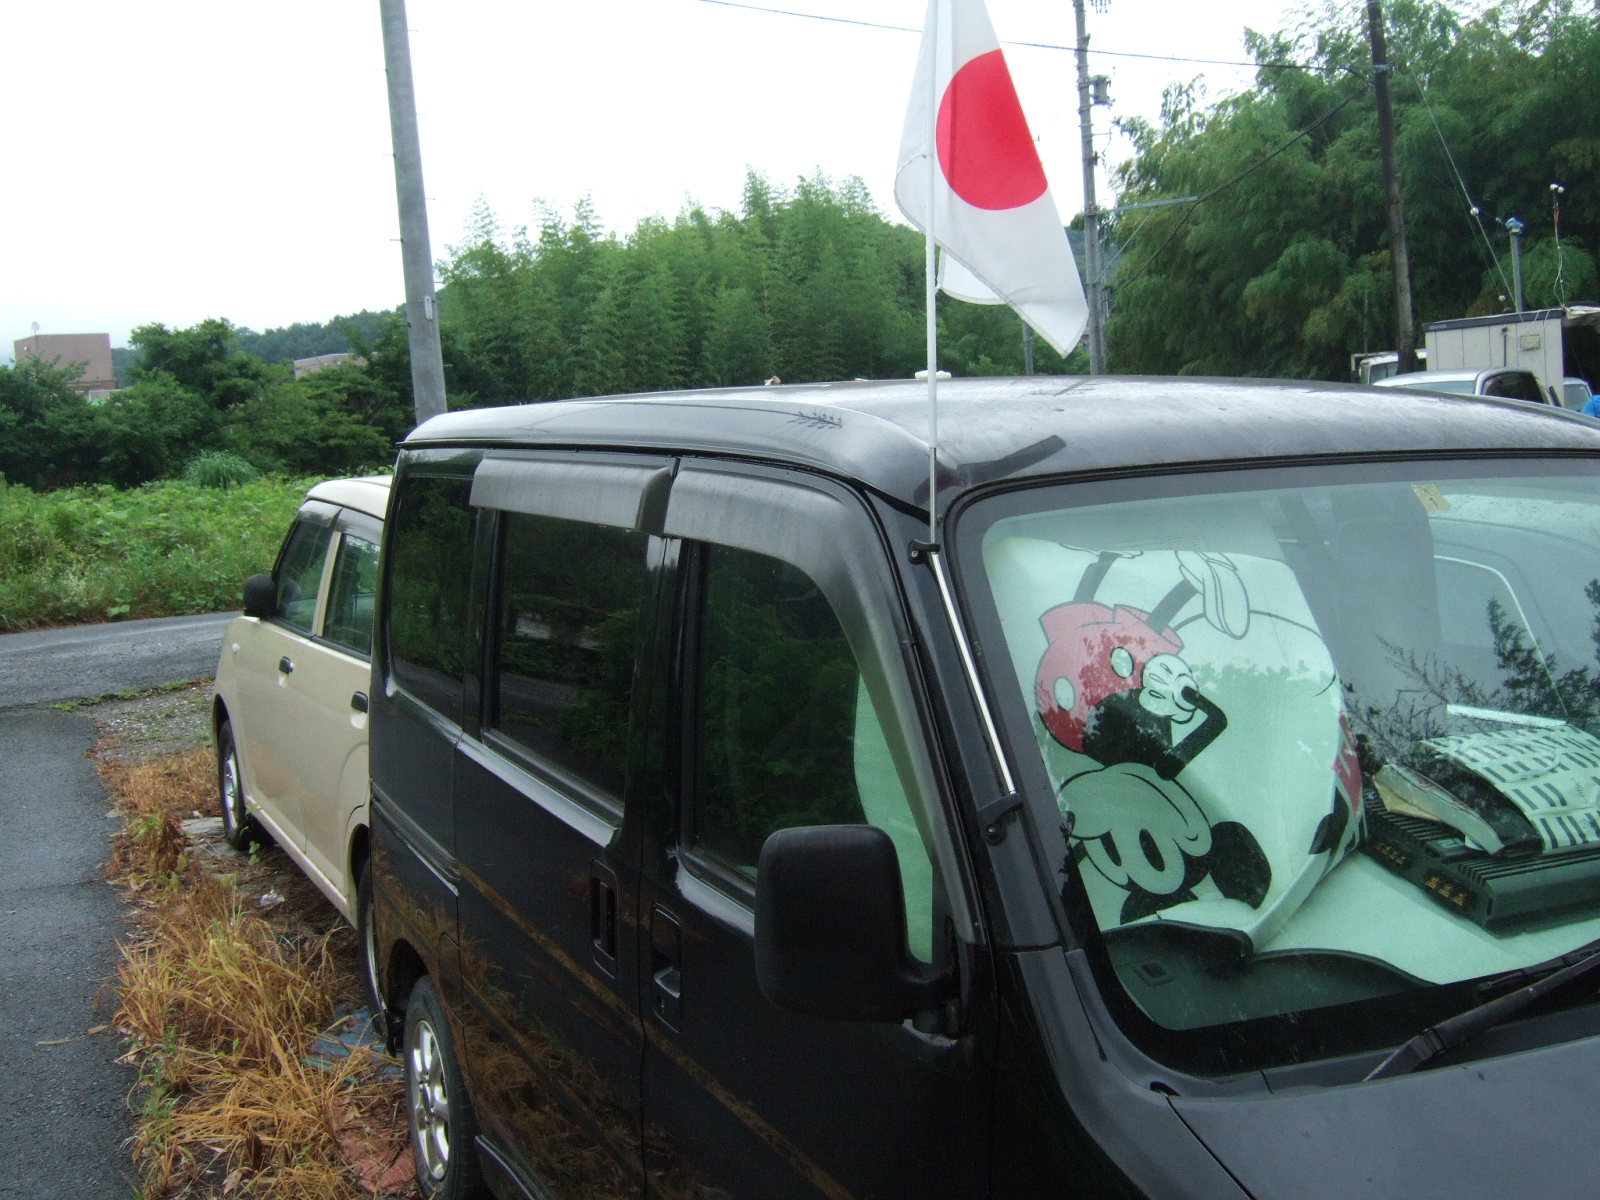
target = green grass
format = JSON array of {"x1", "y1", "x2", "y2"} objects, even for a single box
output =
[
  {"x1": 0, "y1": 476, "x2": 315, "y2": 632},
  {"x1": 47, "y1": 679, "x2": 211, "y2": 712}
]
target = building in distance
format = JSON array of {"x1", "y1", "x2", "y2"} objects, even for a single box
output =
[
  {"x1": 14, "y1": 332, "x2": 117, "y2": 401},
  {"x1": 293, "y1": 352, "x2": 365, "y2": 379}
]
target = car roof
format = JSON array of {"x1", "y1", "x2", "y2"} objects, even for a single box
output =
[
  {"x1": 402, "y1": 377, "x2": 1600, "y2": 508},
  {"x1": 1371, "y1": 367, "x2": 1528, "y2": 386},
  {"x1": 306, "y1": 474, "x2": 392, "y2": 520}
]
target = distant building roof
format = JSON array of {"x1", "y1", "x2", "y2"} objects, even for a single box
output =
[
  {"x1": 293, "y1": 352, "x2": 364, "y2": 379},
  {"x1": 13, "y1": 332, "x2": 115, "y2": 393}
]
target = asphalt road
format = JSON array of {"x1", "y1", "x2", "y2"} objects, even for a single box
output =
[
  {"x1": 0, "y1": 612, "x2": 233, "y2": 708},
  {"x1": 0, "y1": 710, "x2": 135, "y2": 1198},
  {"x1": 0, "y1": 613, "x2": 230, "y2": 1198}
]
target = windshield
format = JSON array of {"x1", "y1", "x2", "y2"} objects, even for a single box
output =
[
  {"x1": 1390, "y1": 377, "x2": 1476, "y2": 394},
  {"x1": 957, "y1": 460, "x2": 1600, "y2": 1069}
]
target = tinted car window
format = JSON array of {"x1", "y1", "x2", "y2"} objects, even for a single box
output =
[
  {"x1": 274, "y1": 520, "x2": 332, "y2": 634},
  {"x1": 493, "y1": 512, "x2": 649, "y2": 800},
  {"x1": 387, "y1": 477, "x2": 474, "y2": 721},
  {"x1": 323, "y1": 532, "x2": 380, "y2": 656},
  {"x1": 1484, "y1": 371, "x2": 1544, "y2": 402},
  {"x1": 694, "y1": 544, "x2": 935, "y2": 959}
]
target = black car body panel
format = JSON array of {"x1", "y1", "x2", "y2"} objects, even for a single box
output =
[{"x1": 1172, "y1": 1031, "x2": 1600, "y2": 1198}]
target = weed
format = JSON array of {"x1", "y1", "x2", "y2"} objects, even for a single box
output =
[
  {"x1": 182, "y1": 452, "x2": 261, "y2": 490},
  {"x1": 0, "y1": 476, "x2": 314, "y2": 632}
]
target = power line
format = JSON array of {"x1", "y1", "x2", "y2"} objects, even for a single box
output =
[
  {"x1": 687, "y1": 0, "x2": 1344, "y2": 72},
  {"x1": 1111, "y1": 87, "x2": 1366, "y2": 292},
  {"x1": 1408, "y1": 68, "x2": 1513, "y2": 303},
  {"x1": 689, "y1": 0, "x2": 918, "y2": 35}
]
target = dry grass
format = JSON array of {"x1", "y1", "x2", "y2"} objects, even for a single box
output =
[
  {"x1": 102, "y1": 750, "x2": 416, "y2": 1199},
  {"x1": 104, "y1": 750, "x2": 212, "y2": 887}
]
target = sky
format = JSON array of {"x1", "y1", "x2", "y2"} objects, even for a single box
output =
[{"x1": 3, "y1": 0, "x2": 1302, "y2": 358}]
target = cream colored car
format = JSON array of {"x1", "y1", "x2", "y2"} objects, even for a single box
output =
[{"x1": 211, "y1": 476, "x2": 389, "y2": 944}]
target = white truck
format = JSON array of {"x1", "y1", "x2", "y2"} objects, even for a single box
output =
[{"x1": 1423, "y1": 305, "x2": 1600, "y2": 409}]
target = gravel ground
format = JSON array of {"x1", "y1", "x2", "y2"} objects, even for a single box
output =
[{"x1": 81, "y1": 680, "x2": 214, "y2": 766}]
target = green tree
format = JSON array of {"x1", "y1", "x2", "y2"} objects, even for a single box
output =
[
  {"x1": 225, "y1": 363, "x2": 407, "y2": 475},
  {"x1": 0, "y1": 359, "x2": 103, "y2": 488},
  {"x1": 233, "y1": 310, "x2": 393, "y2": 364},
  {"x1": 434, "y1": 169, "x2": 1073, "y2": 406},
  {"x1": 1105, "y1": 0, "x2": 1600, "y2": 378},
  {"x1": 700, "y1": 285, "x2": 774, "y2": 386},
  {"x1": 127, "y1": 318, "x2": 275, "y2": 408}
]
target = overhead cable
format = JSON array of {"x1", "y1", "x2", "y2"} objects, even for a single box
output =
[
  {"x1": 1408, "y1": 68, "x2": 1513, "y2": 302},
  {"x1": 1112, "y1": 87, "x2": 1365, "y2": 292},
  {"x1": 688, "y1": 0, "x2": 1345, "y2": 72}
]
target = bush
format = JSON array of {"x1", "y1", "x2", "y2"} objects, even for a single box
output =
[
  {"x1": 182, "y1": 451, "x2": 261, "y2": 489},
  {"x1": 0, "y1": 475, "x2": 312, "y2": 630},
  {"x1": 95, "y1": 375, "x2": 222, "y2": 488}
]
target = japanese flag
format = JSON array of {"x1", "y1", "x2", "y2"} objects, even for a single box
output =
[{"x1": 895, "y1": 0, "x2": 1088, "y2": 356}]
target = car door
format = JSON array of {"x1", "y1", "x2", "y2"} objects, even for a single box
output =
[
  {"x1": 292, "y1": 512, "x2": 383, "y2": 908},
  {"x1": 231, "y1": 504, "x2": 338, "y2": 848},
  {"x1": 451, "y1": 452, "x2": 672, "y2": 1200},
  {"x1": 636, "y1": 463, "x2": 992, "y2": 1200},
  {"x1": 370, "y1": 462, "x2": 479, "y2": 1023}
]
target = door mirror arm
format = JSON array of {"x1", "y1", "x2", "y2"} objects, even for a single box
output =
[{"x1": 755, "y1": 825, "x2": 955, "y2": 1024}]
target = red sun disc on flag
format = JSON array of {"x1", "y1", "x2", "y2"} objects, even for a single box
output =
[{"x1": 936, "y1": 49, "x2": 1048, "y2": 211}]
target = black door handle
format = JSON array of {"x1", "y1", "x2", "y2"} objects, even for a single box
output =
[
  {"x1": 650, "y1": 905, "x2": 683, "y2": 1029},
  {"x1": 278, "y1": 656, "x2": 294, "y2": 675},
  {"x1": 351, "y1": 691, "x2": 369, "y2": 713}
]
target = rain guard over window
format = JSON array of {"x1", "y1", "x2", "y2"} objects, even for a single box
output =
[{"x1": 959, "y1": 464, "x2": 1600, "y2": 1047}]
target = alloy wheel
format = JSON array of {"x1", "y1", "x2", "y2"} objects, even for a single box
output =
[{"x1": 409, "y1": 1017, "x2": 451, "y2": 1184}]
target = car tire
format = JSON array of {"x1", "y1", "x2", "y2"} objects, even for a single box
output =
[
  {"x1": 405, "y1": 976, "x2": 486, "y2": 1200},
  {"x1": 216, "y1": 719, "x2": 256, "y2": 853},
  {"x1": 354, "y1": 858, "x2": 387, "y2": 1039}
]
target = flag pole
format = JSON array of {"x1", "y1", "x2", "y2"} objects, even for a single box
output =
[{"x1": 924, "y1": 9, "x2": 940, "y2": 548}]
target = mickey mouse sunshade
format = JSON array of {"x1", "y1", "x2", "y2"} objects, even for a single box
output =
[
  {"x1": 975, "y1": 476, "x2": 1600, "y2": 985},
  {"x1": 987, "y1": 535, "x2": 1357, "y2": 953}
]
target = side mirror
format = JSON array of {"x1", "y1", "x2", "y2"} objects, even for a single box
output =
[
  {"x1": 242, "y1": 573, "x2": 278, "y2": 619},
  {"x1": 755, "y1": 825, "x2": 951, "y2": 1023}
]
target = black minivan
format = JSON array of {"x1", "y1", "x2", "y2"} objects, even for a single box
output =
[{"x1": 367, "y1": 376, "x2": 1600, "y2": 1200}]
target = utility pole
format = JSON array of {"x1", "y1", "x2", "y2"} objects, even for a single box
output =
[
  {"x1": 1072, "y1": 0, "x2": 1106, "y2": 374},
  {"x1": 379, "y1": 0, "x2": 448, "y2": 426},
  {"x1": 1506, "y1": 217, "x2": 1525, "y2": 312},
  {"x1": 1367, "y1": 0, "x2": 1417, "y2": 374}
]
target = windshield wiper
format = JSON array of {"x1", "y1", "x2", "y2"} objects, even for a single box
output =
[{"x1": 1366, "y1": 942, "x2": 1600, "y2": 1080}]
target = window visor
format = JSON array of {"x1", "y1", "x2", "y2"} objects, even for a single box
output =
[{"x1": 470, "y1": 450, "x2": 675, "y2": 532}]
